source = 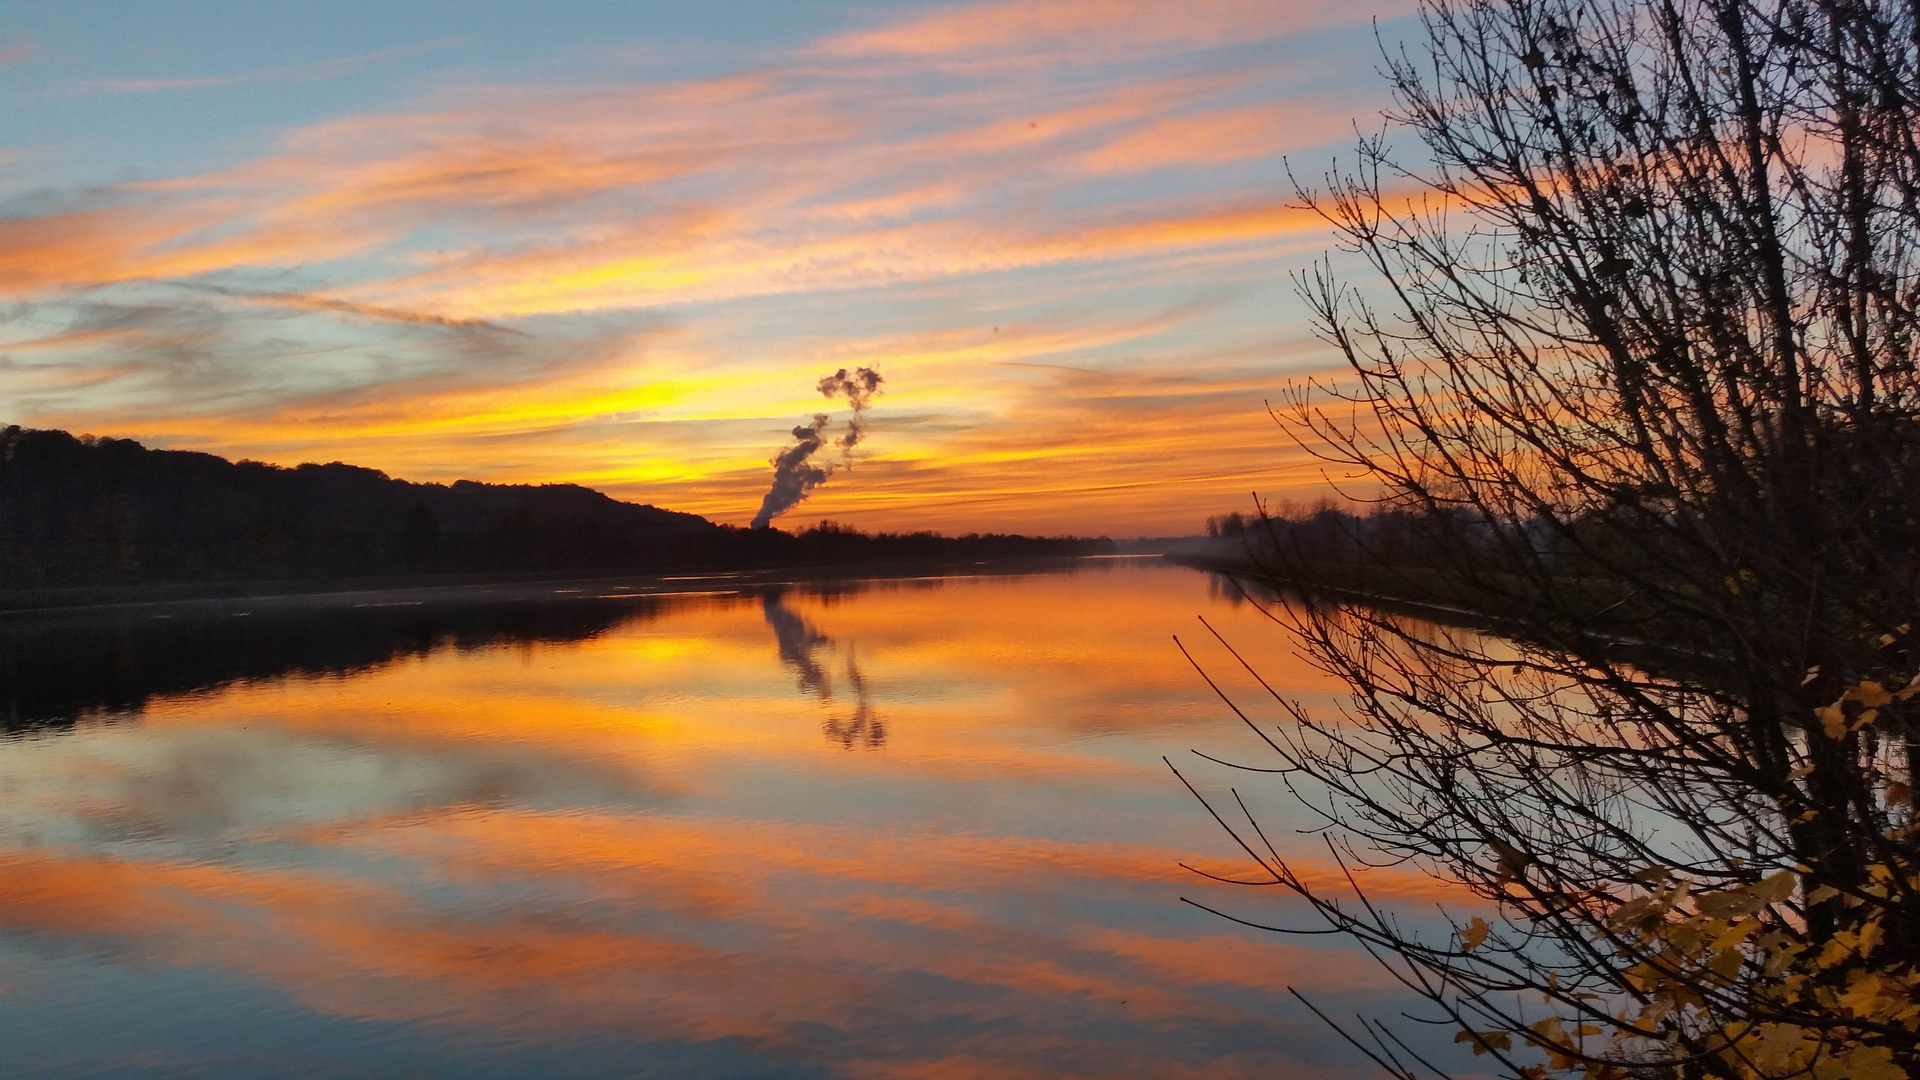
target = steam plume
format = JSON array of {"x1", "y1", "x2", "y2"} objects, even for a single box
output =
[
  {"x1": 749, "y1": 366, "x2": 884, "y2": 529},
  {"x1": 750, "y1": 413, "x2": 832, "y2": 530},
  {"x1": 818, "y1": 366, "x2": 884, "y2": 455}
]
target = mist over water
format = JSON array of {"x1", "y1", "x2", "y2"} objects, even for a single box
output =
[{"x1": 0, "y1": 561, "x2": 1464, "y2": 1079}]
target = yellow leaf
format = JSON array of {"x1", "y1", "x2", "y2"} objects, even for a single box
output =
[
  {"x1": 1819, "y1": 704, "x2": 1849, "y2": 738},
  {"x1": 1698, "y1": 887, "x2": 1764, "y2": 919},
  {"x1": 1741, "y1": 1023, "x2": 1805, "y2": 1073},
  {"x1": 1454, "y1": 1030, "x2": 1512, "y2": 1055},
  {"x1": 1848, "y1": 681, "x2": 1894, "y2": 708},
  {"x1": 1840, "y1": 972, "x2": 1891, "y2": 1018},
  {"x1": 1754, "y1": 869, "x2": 1796, "y2": 904},
  {"x1": 1710, "y1": 945, "x2": 1745, "y2": 980},
  {"x1": 1712, "y1": 920, "x2": 1760, "y2": 952},
  {"x1": 1609, "y1": 895, "x2": 1658, "y2": 931},
  {"x1": 1859, "y1": 920, "x2": 1886, "y2": 956},
  {"x1": 1818, "y1": 936, "x2": 1854, "y2": 968},
  {"x1": 1463, "y1": 916, "x2": 1490, "y2": 951},
  {"x1": 1833, "y1": 1045, "x2": 1904, "y2": 1080}
]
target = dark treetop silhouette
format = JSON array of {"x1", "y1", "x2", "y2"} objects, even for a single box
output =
[
  {"x1": 0, "y1": 425, "x2": 1109, "y2": 600},
  {"x1": 1177, "y1": 0, "x2": 1920, "y2": 1076}
]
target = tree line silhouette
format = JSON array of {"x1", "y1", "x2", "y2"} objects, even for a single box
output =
[{"x1": 0, "y1": 426, "x2": 1110, "y2": 593}]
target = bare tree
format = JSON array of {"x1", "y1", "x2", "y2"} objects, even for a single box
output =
[{"x1": 1183, "y1": 0, "x2": 1920, "y2": 1075}]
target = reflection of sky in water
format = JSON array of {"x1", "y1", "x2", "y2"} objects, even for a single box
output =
[{"x1": 0, "y1": 560, "x2": 1473, "y2": 1079}]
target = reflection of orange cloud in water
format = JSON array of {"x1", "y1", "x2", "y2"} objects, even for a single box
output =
[
  {"x1": 0, "y1": 807, "x2": 1459, "y2": 1078},
  {"x1": 131, "y1": 569, "x2": 1349, "y2": 786}
]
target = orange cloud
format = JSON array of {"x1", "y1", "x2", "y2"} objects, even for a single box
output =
[
  {"x1": 0, "y1": 200, "x2": 389, "y2": 296},
  {"x1": 0, "y1": 35, "x2": 37, "y2": 65},
  {"x1": 0, "y1": 206, "x2": 204, "y2": 294},
  {"x1": 351, "y1": 194, "x2": 1322, "y2": 320},
  {"x1": 818, "y1": 0, "x2": 1412, "y2": 61},
  {"x1": 1078, "y1": 103, "x2": 1361, "y2": 173}
]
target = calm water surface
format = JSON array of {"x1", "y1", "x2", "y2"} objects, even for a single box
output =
[{"x1": 0, "y1": 559, "x2": 1459, "y2": 1079}]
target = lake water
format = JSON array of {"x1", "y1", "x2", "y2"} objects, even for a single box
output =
[{"x1": 0, "y1": 559, "x2": 1465, "y2": 1079}]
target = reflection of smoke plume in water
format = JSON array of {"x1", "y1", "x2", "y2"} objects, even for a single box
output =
[
  {"x1": 825, "y1": 703, "x2": 882, "y2": 749},
  {"x1": 761, "y1": 590, "x2": 884, "y2": 749},
  {"x1": 749, "y1": 367, "x2": 884, "y2": 529},
  {"x1": 824, "y1": 646, "x2": 884, "y2": 750},
  {"x1": 762, "y1": 591, "x2": 832, "y2": 699}
]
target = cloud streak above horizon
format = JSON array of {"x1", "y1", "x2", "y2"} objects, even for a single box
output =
[
  {"x1": 0, "y1": 0, "x2": 1411, "y2": 534},
  {"x1": 72, "y1": 38, "x2": 465, "y2": 93}
]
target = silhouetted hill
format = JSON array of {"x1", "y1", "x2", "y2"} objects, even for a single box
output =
[{"x1": 0, "y1": 427, "x2": 1109, "y2": 596}]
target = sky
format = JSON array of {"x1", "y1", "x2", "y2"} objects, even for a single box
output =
[{"x1": 0, "y1": 0, "x2": 1417, "y2": 536}]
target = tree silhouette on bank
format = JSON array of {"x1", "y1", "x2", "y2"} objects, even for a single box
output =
[{"x1": 1184, "y1": 0, "x2": 1920, "y2": 1075}]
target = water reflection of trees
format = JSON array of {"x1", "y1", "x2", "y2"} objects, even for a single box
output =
[
  {"x1": 0, "y1": 594, "x2": 667, "y2": 732},
  {"x1": 5, "y1": 564, "x2": 1069, "y2": 741},
  {"x1": 1207, "y1": 573, "x2": 1290, "y2": 609}
]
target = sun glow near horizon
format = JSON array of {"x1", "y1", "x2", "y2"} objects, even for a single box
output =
[{"x1": 0, "y1": 0, "x2": 1410, "y2": 535}]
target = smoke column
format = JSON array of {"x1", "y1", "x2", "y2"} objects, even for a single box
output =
[
  {"x1": 749, "y1": 367, "x2": 884, "y2": 529},
  {"x1": 749, "y1": 413, "x2": 831, "y2": 530},
  {"x1": 817, "y1": 367, "x2": 883, "y2": 456}
]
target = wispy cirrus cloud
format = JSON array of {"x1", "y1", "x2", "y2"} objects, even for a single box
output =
[
  {"x1": 74, "y1": 37, "x2": 464, "y2": 93},
  {"x1": 815, "y1": 0, "x2": 1413, "y2": 62},
  {"x1": 178, "y1": 283, "x2": 521, "y2": 332},
  {"x1": 1076, "y1": 100, "x2": 1362, "y2": 174},
  {"x1": 0, "y1": 35, "x2": 36, "y2": 66}
]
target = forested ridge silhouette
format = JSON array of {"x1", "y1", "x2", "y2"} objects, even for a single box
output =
[{"x1": 0, "y1": 426, "x2": 1109, "y2": 597}]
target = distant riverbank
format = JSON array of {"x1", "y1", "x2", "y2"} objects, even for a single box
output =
[
  {"x1": 0, "y1": 426, "x2": 1120, "y2": 603},
  {"x1": 0, "y1": 553, "x2": 1178, "y2": 733},
  {"x1": 0, "y1": 552, "x2": 1175, "y2": 618},
  {"x1": 1169, "y1": 552, "x2": 1502, "y2": 628}
]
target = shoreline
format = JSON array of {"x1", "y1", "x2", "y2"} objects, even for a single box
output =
[{"x1": 0, "y1": 553, "x2": 1176, "y2": 622}]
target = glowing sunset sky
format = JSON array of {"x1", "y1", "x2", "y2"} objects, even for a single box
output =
[{"x1": 0, "y1": 0, "x2": 1412, "y2": 535}]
